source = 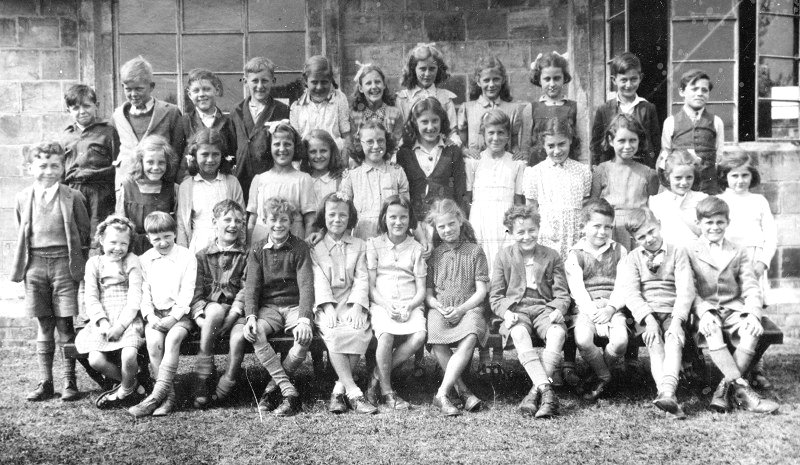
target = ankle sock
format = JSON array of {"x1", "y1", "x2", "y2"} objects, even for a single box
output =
[
  {"x1": 734, "y1": 346, "x2": 756, "y2": 377},
  {"x1": 214, "y1": 375, "x2": 236, "y2": 400},
  {"x1": 541, "y1": 349, "x2": 563, "y2": 382},
  {"x1": 709, "y1": 347, "x2": 742, "y2": 382},
  {"x1": 254, "y1": 342, "x2": 297, "y2": 397},
  {"x1": 519, "y1": 349, "x2": 550, "y2": 388},
  {"x1": 580, "y1": 344, "x2": 611, "y2": 382},
  {"x1": 283, "y1": 344, "x2": 308, "y2": 376}
]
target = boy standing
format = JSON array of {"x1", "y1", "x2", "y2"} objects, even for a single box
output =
[
  {"x1": 619, "y1": 208, "x2": 694, "y2": 418},
  {"x1": 112, "y1": 56, "x2": 184, "y2": 186},
  {"x1": 686, "y1": 197, "x2": 778, "y2": 413},
  {"x1": 231, "y1": 57, "x2": 290, "y2": 198},
  {"x1": 242, "y1": 197, "x2": 313, "y2": 417},
  {"x1": 490, "y1": 205, "x2": 570, "y2": 418},
  {"x1": 590, "y1": 52, "x2": 661, "y2": 168},
  {"x1": 12, "y1": 142, "x2": 90, "y2": 401},
  {"x1": 61, "y1": 84, "x2": 119, "y2": 249},
  {"x1": 660, "y1": 69, "x2": 725, "y2": 194}
]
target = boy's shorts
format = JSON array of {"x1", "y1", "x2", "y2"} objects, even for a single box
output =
[
  {"x1": 237, "y1": 304, "x2": 305, "y2": 335},
  {"x1": 500, "y1": 307, "x2": 567, "y2": 348},
  {"x1": 633, "y1": 311, "x2": 683, "y2": 337},
  {"x1": 694, "y1": 308, "x2": 749, "y2": 346},
  {"x1": 577, "y1": 311, "x2": 628, "y2": 338},
  {"x1": 24, "y1": 249, "x2": 79, "y2": 318},
  {"x1": 151, "y1": 309, "x2": 196, "y2": 333}
]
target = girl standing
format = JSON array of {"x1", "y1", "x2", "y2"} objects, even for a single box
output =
[
  {"x1": 590, "y1": 114, "x2": 659, "y2": 250},
  {"x1": 75, "y1": 216, "x2": 145, "y2": 409},
  {"x1": 425, "y1": 199, "x2": 487, "y2": 416},
  {"x1": 176, "y1": 128, "x2": 244, "y2": 253},
  {"x1": 300, "y1": 129, "x2": 347, "y2": 203},
  {"x1": 466, "y1": 110, "x2": 525, "y2": 273},
  {"x1": 396, "y1": 97, "x2": 467, "y2": 223},
  {"x1": 523, "y1": 117, "x2": 591, "y2": 261},
  {"x1": 247, "y1": 121, "x2": 316, "y2": 244},
  {"x1": 396, "y1": 43, "x2": 459, "y2": 145},
  {"x1": 349, "y1": 62, "x2": 404, "y2": 150},
  {"x1": 365, "y1": 195, "x2": 427, "y2": 411},
  {"x1": 648, "y1": 149, "x2": 707, "y2": 248},
  {"x1": 116, "y1": 135, "x2": 177, "y2": 255},
  {"x1": 528, "y1": 52, "x2": 578, "y2": 166},
  {"x1": 311, "y1": 193, "x2": 377, "y2": 414},
  {"x1": 458, "y1": 56, "x2": 523, "y2": 160}
]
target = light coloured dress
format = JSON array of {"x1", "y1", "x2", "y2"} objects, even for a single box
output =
[
  {"x1": 523, "y1": 157, "x2": 592, "y2": 260},
  {"x1": 467, "y1": 150, "x2": 525, "y2": 273},
  {"x1": 648, "y1": 189, "x2": 708, "y2": 248},
  {"x1": 457, "y1": 96, "x2": 523, "y2": 154},
  {"x1": 591, "y1": 160, "x2": 659, "y2": 250},
  {"x1": 75, "y1": 254, "x2": 144, "y2": 354},
  {"x1": 177, "y1": 172, "x2": 244, "y2": 254},
  {"x1": 311, "y1": 233, "x2": 373, "y2": 354},
  {"x1": 366, "y1": 234, "x2": 427, "y2": 339},
  {"x1": 311, "y1": 172, "x2": 341, "y2": 208},
  {"x1": 426, "y1": 241, "x2": 490, "y2": 345},
  {"x1": 247, "y1": 168, "x2": 317, "y2": 243},
  {"x1": 339, "y1": 162, "x2": 409, "y2": 240}
]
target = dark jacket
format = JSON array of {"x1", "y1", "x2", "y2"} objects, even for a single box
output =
[
  {"x1": 61, "y1": 120, "x2": 120, "y2": 185},
  {"x1": 395, "y1": 144, "x2": 467, "y2": 220}
]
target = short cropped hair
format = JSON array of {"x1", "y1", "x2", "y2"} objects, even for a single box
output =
[
  {"x1": 25, "y1": 141, "x2": 65, "y2": 164},
  {"x1": 144, "y1": 211, "x2": 177, "y2": 235},
  {"x1": 624, "y1": 207, "x2": 660, "y2": 235},
  {"x1": 95, "y1": 215, "x2": 135, "y2": 251},
  {"x1": 120, "y1": 56, "x2": 153, "y2": 83},
  {"x1": 695, "y1": 196, "x2": 729, "y2": 221},
  {"x1": 503, "y1": 205, "x2": 540, "y2": 232},
  {"x1": 262, "y1": 197, "x2": 298, "y2": 222},
  {"x1": 312, "y1": 192, "x2": 359, "y2": 232},
  {"x1": 186, "y1": 68, "x2": 223, "y2": 96},
  {"x1": 580, "y1": 198, "x2": 615, "y2": 224},
  {"x1": 64, "y1": 84, "x2": 97, "y2": 107},
  {"x1": 717, "y1": 151, "x2": 761, "y2": 189},
  {"x1": 212, "y1": 199, "x2": 245, "y2": 219},
  {"x1": 610, "y1": 52, "x2": 642, "y2": 76},
  {"x1": 679, "y1": 69, "x2": 713, "y2": 91},
  {"x1": 377, "y1": 195, "x2": 418, "y2": 234},
  {"x1": 244, "y1": 56, "x2": 276, "y2": 76},
  {"x1": 480, "y1": 109, "x2": 512, "y2": 136}
]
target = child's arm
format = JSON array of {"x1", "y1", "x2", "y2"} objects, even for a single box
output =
[
  {"x1": 445, "y1": 253, "x2": 490, "y2": 322},
  {"x1": 310, "y1": 248, "x2": 336, "y2": 316},
  {"x1": 456, "y1": 105, "x2": 474, "y2": 157},
  {"x1": 642, "y1": 104, "x2": 661, "y2": 168},
  {"x1": 245, "y1": 176, "x2": 259, "y2": 243},
  {"x1": 293, "y1": 245, "x2": 315, "y2": 344},
  {"x1": 412, "y1": 227, "x2": 431, "y2": 258},
  {"x1": 488, "y1": 253, "x2": 512, "y2": 317},
  {"x1": 190, "y1": 254, "x2": 208, "y2": 321},
  {"x1": 658, "y1": 116, "x2": 675, "y2": 169},
  {"x1": 617, "y1": 252, "x2": 653, "y2": 325},
  {"x1": 564, "y1": 251, "x2": 598, "y2": 317},
  {"x1": 443, "y1": 99, "x2": 461, "y2": 146},
  {"x1": 242, "y1": 249, "x2": 262, "y2": 341},
  {"x1": 366, "y1": 239, "x2": 393, "y2": 310},
  {"x1": 589, "y1": 165, "x2": 604, "y2": 199},
  {"x1": 167, "y1": 252, "x2": 198, "y2": 323},
  {"x1": 302, "y1": 211, "x2": 315, "y2": 238},
  {"x1": 403, "y1": 248, "x2": 428, "y2": 312},
  {"x1": 247, "y1": 214, "x2": 257, "y2": 244},
  {"x1": 345, "y1": 245, "x2": 371, "y2": 328},
  {"x1": 713, "y1": 115, "x2": 725, "y2": 163},
  {"x1": 117, "y1": 255, "x2": 143, "y2": 329},
  {"x1": 115, "y1": 186, "x2": 125, "y2": 216},
  {"x1": 670, "y1": 246, "x2": 695, "y2": 329},
  {"x1": 140, "y1": 259, "x2": 157, "y2": 326},
  {"x1": 175, "y1": 181, "x2": 191, "y2": 247},
  {"x1": 736, "y1": 248, "x2": 764, "y2": 320},
  {"x1": 513, "y1": 161, "x2": 525, "y2": 206},
  {"x1": 83, "y1": 258, "x2": 107, "y2": 325},
  {"x1": 546, "y1": 255, "x2": 572, "y2": 318}
]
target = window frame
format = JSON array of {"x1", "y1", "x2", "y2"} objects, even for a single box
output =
[{"x1": 605, "y1": 0, "x2": 629, "y2": 97}]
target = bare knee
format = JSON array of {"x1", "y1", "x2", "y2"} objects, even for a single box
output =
[
  {"x1": 409, "y1": 331, "x2": 427, "y2": 350},
  {"x1": 547, "y1": 325, "x2": 566, "y2": 347},
  {"x1": 121, "y1": 347, "x2": 138, "y2": 367},
  {"x1": 88, "y1": 351, "x2": 106, "y2": 369},
  {"x1": 574, "y1": 326, "x2": 594, "y2": 349}
]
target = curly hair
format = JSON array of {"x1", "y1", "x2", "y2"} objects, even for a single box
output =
[
  {"x1": 212, "y1": 198, "x2": 245, "y2": 219},
  {"x1": 468, "y1": 55, "x2": 512, "y2": 102},
  {"x1": 401, "y1": 43, "x2": 450, "y2": 90},
  {"x1": 262, "y1": 196, "x2": 298, "y2": 222},
  {"x1": 529, "y1": 51, "x2": 572, "y2": 87},
  {"x1": 425, "y1": 198, "x2": 477, "y2": 248},
  {"x1": 25, "y1": 141, "x2": 65, "y2": 164},
  {"x1": 186, "y1": 128, "x2": 233, "y2": 177},
  {"x1": 261, "y1": 122, "x2": 306, "y2": 170},
  {"x1": 351, "y1": 120, "x2": 397, "y2": 164},
  {"x1": 312, "y1": 192, "x2": 359, "y2": 233},
  {"x1": 129, "y1": 135, "x2": 177, "y2": 181},
  {"x1": 299, "y1": 129, "x2": 346, "y2": 180},
  {"x1": 94, "y1": 215, "x2": 135, "y2": 253},
  {"x1": 351, "y1": 63, "x2": 395, "y2": 110},
  {"x1": 401, "y1": 97, "x2": 450, "y2": 147},
  {"x1": 503, "y1": 204, "x2": 540, "y2": 232}
]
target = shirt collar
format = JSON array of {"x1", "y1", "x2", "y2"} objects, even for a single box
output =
[
  {"x1": 33, "y1": 183, "x2": 59, "y2": 202},
  {"x1": 152, "y1": 244, "x2": 179, "y2": 262},
  {"x1": 315, "y1": 172, "x2": 334, "y2": 184},
  {"x1": 364, "y1": 162, "x2": 388, "y2": 173},
  {"x1": 538, "y1": 95, "x2": 567, "y2": 105},
  {"x1": 571, "y1": 237, "x2": 615, "y2": 255},
  {"x1": 477, "y1": 94, "x2": 498, "y2": 108},
  {"x1": 192, "y1": 171, "x2": 224, "y2": 183},
  {"x1": 548, "y1": 157, "x2": 569, "y2": 168},
  {"x1": 323, "y1": 233, "x2": 354, "y2": 251},
  {"x1": 66, "y1": 119, "x2": 107, "y2": 133},
  {"x1": 412, "y1": 139, "x2": 445, "y2": 153},
  {"x1": 702, "y1": 236, "x2": 724, "y2": 248},
  {"x1": 384, "y1": 234, "x2": 411, "y2": 250},
  {"x1": 616, "y1": 94, "x2": 646, "y2": 107},
  {"x1": 682, "y1": 105, "x2": 705, "y2": 119},
  {"x1": 197, "y1": 108, "x2": 218, "y2": 124},
  {"x1": 299, "y1": 90, "x2": 334, "y2": 105},
  {"x1": 206, "y1": 239, "x2": 245, "y2": 255},
  {"x1": 411, "y1": 85, "x2": 436, "y2": 98},
  {"x1": 128, "y1": 98, "x2": 154, "y2": 115},
  {"x1": 263, "y1": 234, "x2": 294, "y2": 250},
  {"x1": 639, "y1": 243, "x2": 667, "y2": 256}
]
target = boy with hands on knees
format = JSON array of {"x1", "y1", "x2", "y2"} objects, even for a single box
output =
[
  {"x1": 618, "y1": 208, "x2": 693, "y2": 418},
  {"x1": 490, "y1": 205, "x2": 570, "y2": 418},
  {"x1": 687, "y1": 196, "x2": 778, "y2": 414}
]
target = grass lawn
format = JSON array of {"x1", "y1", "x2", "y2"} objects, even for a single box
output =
[{"x1": 2, "y1": 340, "x2": 799, "y2": 465}]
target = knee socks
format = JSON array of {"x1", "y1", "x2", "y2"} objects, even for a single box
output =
[
  {"x1": 661, "y1": 338, "x2": 682, "y2": 394},
  {"x1": 709, "y1": 347, "x2": 742, "y2": 382},
  {"x1": 214, "y1": 375, "x2": 236, "y2": 400},
  {"x1": 603, "y1": 346, "x2": 623, "y2": 370},
  {"x1": 580, "y1": 343, "x2": 611, "y2": 382},
  {"x1": 254, "y1": 342, "x2": 297, "y2": 397},
  {"x1": 60, "y1": 345, "x2": 76, "y2": 384},
  {"x1": 647, "y1": 340, "x2": 666, "y2": 388},
  {"x1": 283, "y1": 343, "x2": 309, "y2": 376},
  {"x1": 195, "y1": 355, "x2": 215, "y2": 383},
  {"x1": 734, "y1": 346, "x2": 756, "y2": 377},
  {"x1": 152, "y1": 359, "x2": 178, "y2": 402},
  {"x1": 36, "y1": 341, "x2": 55, "y2": 382},
  {"x1": 541, "y1": 349, "x2": 563, "y2": 382},
  {"x1": 518, "y1": 349, "x2": 550, "y2": 388}
]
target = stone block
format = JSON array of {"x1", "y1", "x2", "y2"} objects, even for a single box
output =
[
  {"x1": 781, "y1": 247, "x2": 800, "y2": 279},
  {"x1": 0, "y1": 115, "x2": 41, "y2": 145},
  {"x1": 488, "y1": 40, "x2": 531, "y2": 69},
  {"x1": 18, "y1": 17, "x2": 60, "y2": 48},
  {"x1": 21, "y1": 82, "x2": 64, "y2": 113},
  {"x1": 439, "y1": 74, "x2": 467, "y2": 104},
  {"x1": 779, "y1": 182, "x2": 800, "y2": 215},
  {"x1": 777, "y1": 214, "x2": 800, "y2": 247},
  {"x1": 0, "y1": 208, "x2": 16, "y2": 239},
  {"x1": 0, "y1": 1, "x2": 36, "y2": 16},
  {"x1": 453, "y1": 0, "x2": 489, "y2": 10},
  {"x1": 508, "y1": 8, "x2": 549, "y2": 39},
  {"x1": 550, "y1": 0, "x2": 568, "y2": 38},
  {"x1": 41, "y1": 50, "x2": 78, "y2": 79},
  {"x1": 756, "y1": 147, "x2": 800, "y2": 182},
  {"x1": 490, "y1": 0, "x2": 528, "y2": 7},
  {"x1": 60, "y1": 17, "x2": 77, "y2": 47},
  {"x1": 0, "y1": 240, "x2": 16, "y2": 277},
  {"x1": 363, "y1": 0, "x2": 405, "y2": 12},
  {"x1": 0, "y1": 18, "x2": 16, "y2": 46},
  {"x1": 508, "y1": 68, "x2": 538, "y2": 102},
  {"x1": 381, "y1": 12, "x2": 424, "y2": 43},
  {"x1": 759, "y1": 181, "x2": 779, "y2": 214},
  {"x1": 466, "y1": 10, "x2": 507, "y2": 40},
  {"x1": 343, "y1": 14, "x2": 381, "y2": 44},
  {"x1": 361, "y1": 43, "x2": 406, "y2": 76},
  {"x1": 342, "y1": 0, "x2": 362, "y2": 14},
  {"x1": 42, "y1": 114, "x2": 72, "y2": 139},
  {"x1": 0, "y1": 177, "x2": 30, "y2": 208},
  {"x1": 0, "y1": 147, "x2": 26, "y2": 179},
  {"x1": 0, "y1": 82, "x2": 21, "y2": 114},
  {"x1": 306, "y1": 0, "x2": 322, "y2": 28},
  {"x1": 408, "y1": 0, "x2": 448, "y2": 11},
  {"x1": 424, "y1": 12, "x2": 465, "y2": 42},
  {"x1": 441, "y1": 41, "x2": 489, "y2": 74},
  {"x1": 0, "y1": 50, "x2": 40, "y2": 80},
  {"x1": 41, "y1": 0, "x2": 78, "y2": 16}
]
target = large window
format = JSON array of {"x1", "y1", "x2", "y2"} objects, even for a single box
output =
[{"x1": 114, "y1": 0, "x2": 306, "y2": 112}]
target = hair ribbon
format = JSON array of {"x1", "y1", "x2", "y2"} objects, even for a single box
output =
[{"x1": 265, "y1": 119, "x2": 292, "y2": 134}]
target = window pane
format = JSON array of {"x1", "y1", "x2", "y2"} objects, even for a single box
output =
[
  {"x1": 760, "y1": 57, "x2": 797, "y2": 87},
  {"x1": 249, "y1": 0, "x2": 304, "y2": 31},
  {"x1": 217, "y1": 73, "x2": 245, "y2": 112},
  {"x1": 271, "y1": 73, "x2": 304, "y2": 104},
  {"x1": 759, "y1": 0, "x2": 800, "y2": 15},
  {"x1": 118, "y1": 0, "x2": 176, "y2": 34},
  {"x1": 673, "y1": 0, "x2": 735, "y2": 16},
  {"x1": 673, "y1": 20, "x2": 735, "y2": 60},
  {"x1": 183, "y1": 34, "x2": 243, "y2": 73},
  {"x1": 183, "y1": 0, "x2": 242, "y2": 32},
  {"x1": 609, "y1": 15, "x2": 625, "y2": 61},
  {"x1": 671, "y1": 62, "x2": 736, "y2": 101},
  {"x1": 153, "y1": 74, "x2": 180, "y2": 105},
  {"x1": 759, "y1": 15, "x2": 798, "y2": 57},
  {"x1": 759, "y1": 99, "x2": 800, "y2": 138},
  {"x1": 119, "y1": 35, "x2": 177, "y2": 72},
  {"x1": 248, "y1": 32, "x2": 305, "y2": 71},
  {"x1": 609, "y1": 0, "x2": 625, "y2": 16}
]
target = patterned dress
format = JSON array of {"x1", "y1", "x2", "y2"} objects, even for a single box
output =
[
  {"x1": 426, "y1": 241, "x2": 489, "y2": 345},
  {"x1": 75, "y1": 254, "x2": 144, "y2": 353},
  {"x1": 467, "y1": 151, "x2": 524, "y2": 273},
  {"x1": 523, "y1": 158, "x2": 592, "y2": 260}
]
